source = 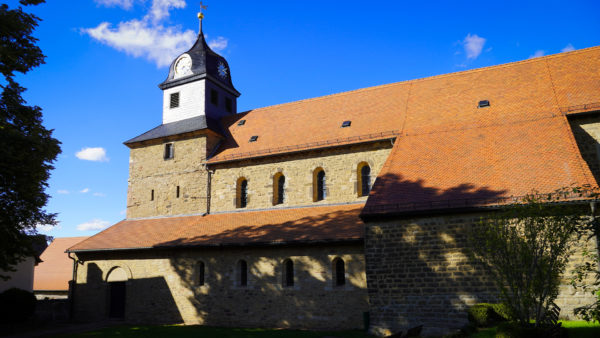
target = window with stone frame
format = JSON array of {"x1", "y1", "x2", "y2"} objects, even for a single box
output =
[
  {"x1": 333, "y1": 258, "x2": 345, "y2": 286},
  {"x1": 273, "y1": 173, "x2": 285, "y2": 205},
  {"x1": 236, "y1": 177, "x2": 248, "y2": 208},
  {"x1": 283, "y1": 259, "x2": 294, "y2": 287},
  {"x1": 164, "y1": 143, "x2": 174, "y2": 160},
  {"x1": 197, "y1": 261, "x2": 205, "y2": 286},
  {"x1": 238, "y1": 260, "x2": 248, "y2": 286},
  {"x1": 357, "y1": 162, "x2": 371, "y2": 197},
  {"x1": 313, "y1": 168, "x2": 326, "y2": 202}
]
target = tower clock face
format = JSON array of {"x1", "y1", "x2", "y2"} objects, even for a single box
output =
[
  {"x1": 217, "y1": 62, "x2": 228, "y2": 79},
  {"x1": 174, "y1": 54, "x2": 192, "y2": 78}
]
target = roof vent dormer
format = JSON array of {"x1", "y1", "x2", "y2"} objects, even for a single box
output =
[{"x1": 478, "y1": 100, "x2": 490, "y2": 108}]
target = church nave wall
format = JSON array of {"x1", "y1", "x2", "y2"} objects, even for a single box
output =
[
  {"x1": 209, "y1": 141, "x2": 393, "y2": 212},
  {"x1": 72, "y1": 244, "x2": 368, "y2": 330}
]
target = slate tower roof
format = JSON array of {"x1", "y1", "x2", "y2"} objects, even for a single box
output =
[{"x1": 158, "y1": 29, "x2": 239, "y2": 97}]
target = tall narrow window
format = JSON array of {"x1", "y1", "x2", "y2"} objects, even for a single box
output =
[
  {"x1": 239, "y1": 260, "x2": 247, "y2": 286},
  {"x1": 150, "y1": 189, "x2": 154, "y2": 201},
  {"x1": 164, "y1": 143, "x2": 173, "y2": 160},
  {"x1": 237, "y1": 178, "x2": 248, "y2": 208},
  {"x1": 273, "y1": 173, "x2": 285, "y2": 205},
  {"x1": 313, "y1": 168, "x2": 326, "y2": 202},
  {"x1": 225, "y1": 97, "x2": 233, "y2": 113},
  {"x1": 198, "y1": 261, "x2": 205, "y2": 286},
  {"x1": 176, "y1": 186, "x2": 180, "y2": 198},
  {"x1": 334, "y1": 258, "x2": 345, "y2": 286},
  {"x1": 170, "y1": 92, "x2": 180, "y2": 108},
  {"x1": 210, "y1": 89, "x2": 219, "y2": 106},
  {"x1": 283, "y1": 259, "x2": 294, "y2": 287},
  {"x1": 358, "y1": 163, "x2": 371, "y2": 197}
]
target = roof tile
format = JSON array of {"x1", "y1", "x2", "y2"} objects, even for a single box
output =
[{"x1": 69, "y1": 204, "x2": 364, "y2": 252}]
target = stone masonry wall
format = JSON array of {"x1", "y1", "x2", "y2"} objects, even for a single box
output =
[
  {"x1": 569, "y1": 113, "x2": 600, "y2": 183},
  {"x1": 126, "y1": 134, "x2": 220, "y2": 219},
  {"x1": 364, "y1": 213, "x2": 597, "y2": 337},
  {"x1": 73, "y1": 244, "x2": 368, "y2": 330},
  {"x1": 210, "y1": 141, "x2": 393, "y2": 212}
]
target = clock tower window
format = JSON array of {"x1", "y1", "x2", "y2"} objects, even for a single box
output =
[
  {"x1": 225, "y1": 97, "x2": 233, "y2": 113},
  {"x1": 170, "y1": 92, "x2": 180, "y2": 109},
  {"x1": 210, "y1": 89, "x2": 219, "y2": 106}
]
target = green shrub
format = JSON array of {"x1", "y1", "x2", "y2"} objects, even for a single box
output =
[
  {"x1": 0, "y1": 288, "x2": 36, "y2": 323},
  {"x1": 490, "y1": 303, "x2": 512, "y2": 321},
  {"x1": 468, "y1": 303, "x2": 507, "y2": 327}
]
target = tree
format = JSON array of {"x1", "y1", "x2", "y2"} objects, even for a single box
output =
[
  {"x1": 0, "y1": 0, "x2": 61, "y2": 279},
  {"x1": 468, "y1": 187, "x2": 594, "y2": 329}
]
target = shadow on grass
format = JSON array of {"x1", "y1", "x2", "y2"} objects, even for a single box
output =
[{"x1": 59, "y1": 325, "x2": 373, "y2": 338}]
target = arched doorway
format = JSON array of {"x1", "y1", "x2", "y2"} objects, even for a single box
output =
[{"x1": 106, "y1": 267, "x2": 128, "y2": 318}]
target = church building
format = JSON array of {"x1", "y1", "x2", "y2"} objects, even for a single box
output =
[{"x1": 68, "y1": 14, "x2": 600, "y2": 336}]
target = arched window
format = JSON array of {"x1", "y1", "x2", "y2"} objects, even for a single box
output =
[
  {"x1": 357, "y1": 162, "x2": 371, "y2": 197},
  {"x1": 238, "y1": 260, "x2": 248, "y2": 286},
  {"x1": 273, "y1": 173, "x2": 286, "y2": 205},
  {"x1": 236, "y1": 178, "x2": 248, "y2": 208},
  {"x1": 313, "y1": 168, "x2": 326, "y2": 202},
  {"x1": 197, "y1": 261, "x2": 205, "y2": 286},
  {"x1": 333, "y1": 258, "x2": 345, "y2": 286},
  {"x1": 283, "y1": 259, "x2": 294, "y2": 287}
]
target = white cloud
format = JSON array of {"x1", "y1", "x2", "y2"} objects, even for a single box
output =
[
  {"x1": 57, "y1": 189, "x2": 70, "y2": 194},
  {"x1": 85, "y1": 21, "x2": 196, "y2": 67},
  {"x1": 80, "y1": 188, "x2": 90, "y2": 193},
  {"x1": 95, "y1": 0, "x2": 135, "y2": 9},
  {"x1": 529, "y1": 50, "x2": 545, "y2": 59},
  {"x1": 93, "y1": 192, "x2": 107, "y2": 197},
  {"x1": 83, "y1": 0, "x2": 216, "y2": 68},
  {"x1": 561, "y1": 43, "x2": 575, "y2": 53},
  {"x1": 463, "y1": 34, "x2": 486, "y2": 60},
  {"x1": 149, "y1": 0, "x2": 186, "y2": 23},
  {"x1": 38, "y1": 223, "x2": 61, "y2": 233},
  {"x1": 77, "y1": 219, "x2": 111, "y2": 231},
  {"x1": 76, "y1": 147, "x2": 109, "y2": 162},
  {"x1": 208, "y1": 37, "x2": 228, "y2": 52}
]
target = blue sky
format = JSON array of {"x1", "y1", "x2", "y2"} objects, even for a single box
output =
[{"x1": 11, "y1": 0, "x2": 600, "y2": 238}]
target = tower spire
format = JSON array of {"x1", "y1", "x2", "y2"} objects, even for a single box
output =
[{"x1": 197, "y1": 1, "x2": 207, "y2": 34}]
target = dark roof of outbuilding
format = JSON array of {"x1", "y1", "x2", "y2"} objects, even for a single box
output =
[{"x1": 124, "y1": 115, "x2": 223, "y2": 145}]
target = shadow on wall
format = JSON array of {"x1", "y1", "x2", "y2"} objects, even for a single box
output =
[
  {"x1": 165, "y1": 244, "x2": 368, "y2": 330},
  {"x1": 73, "y1": 261, "x2": 183, "y2": 324},
  {"x1": 363, "y1": 173, "x2": 509, "y2": 336},
  {"x1": 154, "y1": 206, "x2": 370, "y2": 330}
]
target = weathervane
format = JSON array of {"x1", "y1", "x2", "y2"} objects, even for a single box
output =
[{"x1": 197, "y1": 1, "x2": 207, "y2": 33}]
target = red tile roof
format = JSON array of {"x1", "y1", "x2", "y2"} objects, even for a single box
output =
[
  {"x1": 363, "y1": 47, "x2": 600, "y2": 215},
  {"x1": 208, "y1": 82, "x2": 409, "y2": 163},
  {"x1": 68, "y1": 204, "x2": 364, "y2": 252},
  {"x1": 209, "y1": 47, "x2": 600, "y2": 164},
  {"x1": 34, "y1": 237, "x2": 88, "y2": 291}
]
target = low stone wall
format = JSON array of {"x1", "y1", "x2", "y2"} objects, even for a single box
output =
[
  {"x1": 72, "y1": 243, "x2": 368, "y2": 330},
  {"x1": 364, "y1": 213, "x2": 598, "y2": 337},
  {"x1": 35, "y1": 299, "x2": 69, "y2": 322}
]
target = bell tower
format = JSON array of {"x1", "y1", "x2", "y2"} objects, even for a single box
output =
[{"x1": 158, "y1": 8, "x2": 240, "y2": 124}]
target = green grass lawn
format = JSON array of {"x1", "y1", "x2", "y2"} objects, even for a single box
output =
[
  {"x1": 467, "y1": 321, "x2": 600, "y2": 338},
  {"x1": 60, "y1": 325, "x2": 372, "y2": 338}
]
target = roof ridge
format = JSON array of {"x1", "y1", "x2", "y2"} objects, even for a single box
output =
[{"x1": 237, "y1": 45, "x2": 600, "y2": 115}]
